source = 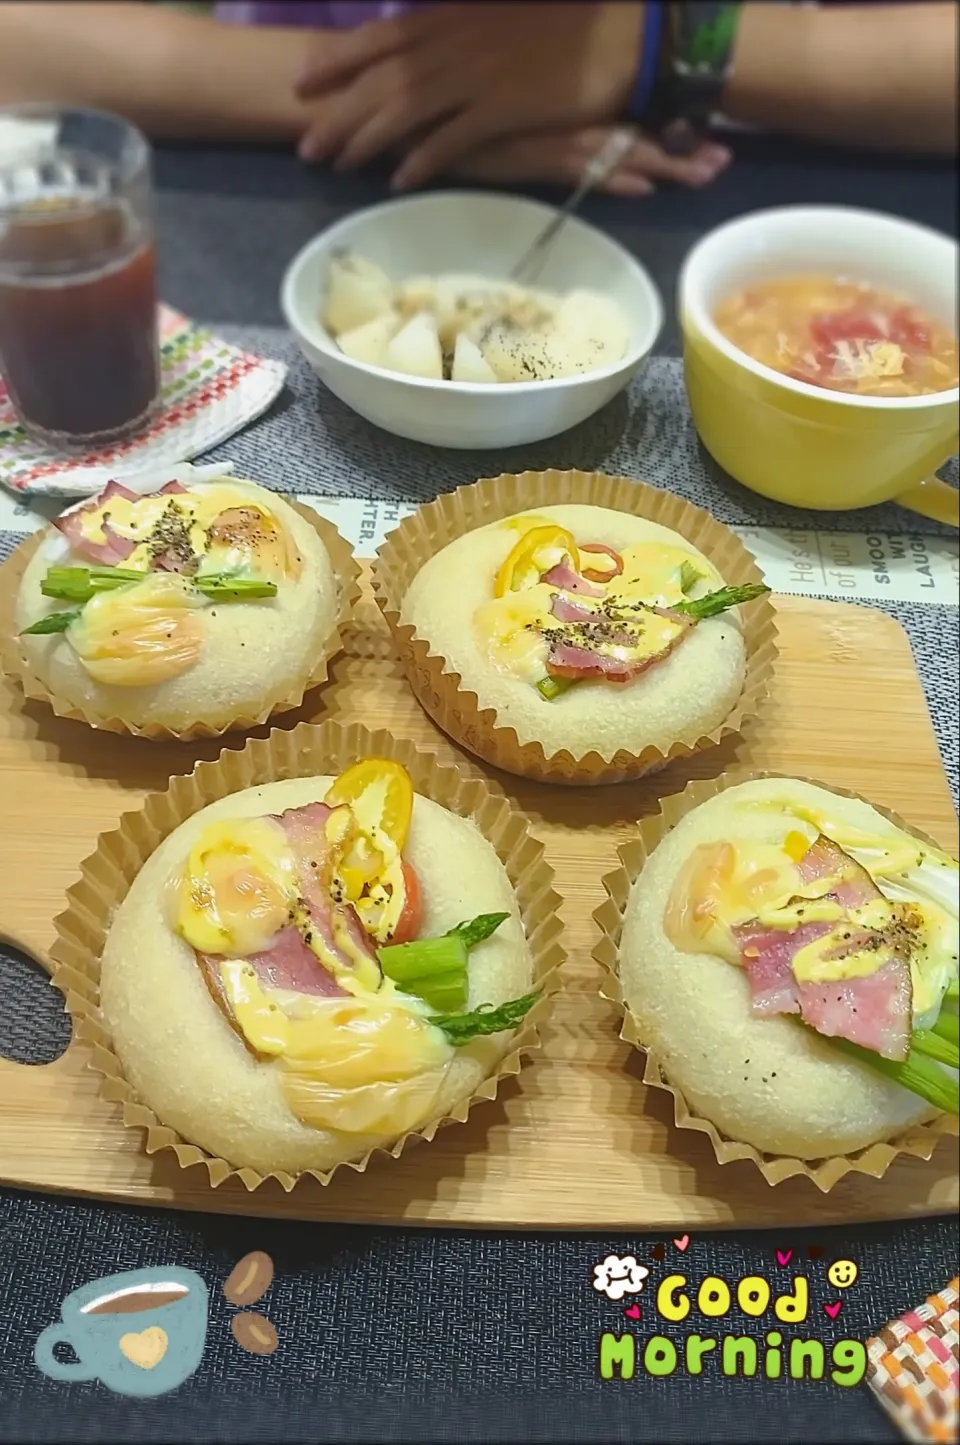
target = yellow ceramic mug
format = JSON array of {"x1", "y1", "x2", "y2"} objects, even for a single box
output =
[{"x1": 679, "y1": 206, "x2": 958, "y2": 526}]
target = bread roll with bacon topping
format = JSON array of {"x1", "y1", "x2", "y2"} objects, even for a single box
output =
[
  {"x1": 401, "y1": 505, "x2": 761, "y2": 761},
  {"x1": 618, "y1": 778, "x2": 959, "y2": 1158},
  {"x1": 15, "y1": 475, "x2": 337, "y2": 731},
  {"x1": 100, "y1": 774, "x2": 534, "y2": 1176}
]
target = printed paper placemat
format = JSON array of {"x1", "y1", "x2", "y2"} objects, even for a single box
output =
[
  {"x1": 2, "y1": 492, "x2": 955, "y2": 605},
  {"x1": 0, "y1": 306, "x2": 287, "y2": 499}
]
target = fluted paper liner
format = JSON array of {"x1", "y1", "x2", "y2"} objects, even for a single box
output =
[
  {"x1": 371, "y1": 470, "x2": 778, "y2": 786},
  {"x1": 48, "y1": 720, "x2": 564, "y2": 1193},
  {"x1": 0, "y1": 504, "x2": 361, "y2": 741},
  {"x1": 593, "y1": 769, "x2": 959, "y2": 1193}
]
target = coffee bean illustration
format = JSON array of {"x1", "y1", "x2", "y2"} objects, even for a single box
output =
[
  {"x1": 223, "y1": 1252, "x2": 274, "y2": 1308},
  {"x1": 231, "y1": 1312, "x2": 278, "y2": 1357}
]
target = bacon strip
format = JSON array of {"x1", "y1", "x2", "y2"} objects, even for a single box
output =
[
  {"x1": 734, "y1": 835, "x2": 913, "y2": 1061},
  {"x1": 541, "y1": 562, "x2": 604, "y2": 597},
  {"x1": 549, "y1": 593, "x2": 595, "y2": 625},
  {"x1": 198, "y1": 928, "x2": 345, "y2": 1008},
  {"x1": 53, "y1": 480, "x2": 139, "y2": 565}
]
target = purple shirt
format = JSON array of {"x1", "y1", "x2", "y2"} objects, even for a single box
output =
[{"x1": 215, "y1": 3, "x2": 420, "y2": 25}]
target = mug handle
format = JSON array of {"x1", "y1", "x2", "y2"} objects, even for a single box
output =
[
  {"x1": 895, "y1": 453, "x2": 959, "y2": 528},
  {"x1": 34, "y1": 1323, "x2": 99, "y2": 1382}
]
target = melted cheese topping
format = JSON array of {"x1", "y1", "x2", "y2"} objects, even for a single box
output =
[
  {"x1": 215, "y1": 963, "x2": 452, "y2": 1134},
  {"x1": 663, "y1": 794, "x2": 959, "y2": 1025},
  {"x1": 80, "y1": 482, "x2": 290, "y2": 566},
  {"x1": 68, "y1": 573, "x2": 207, "y2": 687},
  {"x1": 474, "y1": 538, "x2": 716, "y2": 686},
  {"x1": 219, "y1": 959, "x2": 291, "y2": 1054},
  {"x1": 174, "y1": 804, "x2": 453, "y2": 1131},
  {"x1": 77, "y1": 482, "x2": 299, "y2": 581}
]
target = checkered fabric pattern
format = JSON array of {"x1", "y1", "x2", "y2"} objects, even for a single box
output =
[{"x1": 866, "y1": 1278, "x2": 959, "y2": 1443}]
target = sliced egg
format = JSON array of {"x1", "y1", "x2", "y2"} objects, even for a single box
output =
[{"x1": 176, "y1": 816, "x2": 297, "y2": 957}]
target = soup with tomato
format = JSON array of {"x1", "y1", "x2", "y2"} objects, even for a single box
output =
[{"x1": 714, "y1": 276, "x2": 958, "y2": 397}]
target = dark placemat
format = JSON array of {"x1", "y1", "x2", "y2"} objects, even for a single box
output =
[{"x1": 2, "y1": 1173, "x2": 958, "y2": 1444}]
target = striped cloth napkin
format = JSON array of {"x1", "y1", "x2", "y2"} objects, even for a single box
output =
[{"x1": 866, "y1": 1277, "x2": 959, "y2": 1443}]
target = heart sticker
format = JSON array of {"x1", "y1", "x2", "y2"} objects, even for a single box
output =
[
  {"x1": 623, "y1": 1304, "x2": 642, "y2": 1321},
  {"x1": 673, "y1": 1235, "x2": 690, "y2": 1253},
  {"x1": 823, "y1": 1301, "x2": 843, "y2": 1321},
  {"x1": 776, "y1": 1249, "x2": 793, "y2": 1266},
  {"x1": 808, "y1": 1246, "x2": 824, "y2": 1260},
  {"x1": 650, "y1": 1245, "x2": 666, "y2": 1262},
  {"x1": 119, "y1": 1326, "x2": 168, "y2": 1370}
]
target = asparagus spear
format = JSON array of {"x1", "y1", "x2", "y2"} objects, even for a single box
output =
[
  {"x1": 21, "y1": 609, "x2": 81, "y2": 635},
  {"x1": 828, "y1": 1033, "x2": 959, "y2": 1114},
  {"x1": 428, "y1": 990, "x2": 541, "y2": 1044},
  {"x1": 931, "y1": 1008, "x2": 959, "y2": 1048},
  {"x1": 39, "y1": 563, "x2": 277, "y2": 604},
  {"x1": 677, "y1": 560, "x2": 704, "y2": 594},
  {"x1": 537, "y1": 676, "x2": 576, "y2": 702},
  {"x1": 911, "y1": 1028, "x2": 960, "y2": 1070},
  {"x1": 447, "y1": 913, "x2": 510, "y2": 948},
  {"x1": 378, "y1": 912, "x2": 510, "y2": 1015},
  {"x1": 673, "y1": 582, "x2": 771, "y2": 619}
]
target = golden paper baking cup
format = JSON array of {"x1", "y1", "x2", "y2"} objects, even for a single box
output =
[
  {"x1": 0, "y1": 503, "x2": 361, "y2": 741},
  {"x1": 593, "y1": 769, "x2": 959, "y2": 1193},
  {"x1": 49, "y1": 720, "x2": 564, "y2": 1192},
  {"x1": 371, "y1": 469, "x2": 778, "y2": 785}
]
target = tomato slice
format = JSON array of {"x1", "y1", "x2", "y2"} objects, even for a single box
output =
[
  {"x1": 579, "y1": 542, "x2": 623, "y2": 584},
  {"x1": 810, "y1": 310, "x2": 887, "y2": 348},
  {"x1": 325, "y1": 759, "x2": 414, "y2": 854},
  {"x1": 494, "y1": 525, "x2": 579, "y2": 598},
  {"x1": 390, "y1": 861, "x2": 423, "y2": 946},
  {"x1": 888, "y1": 307, "x2": 932, "y2": 352}
]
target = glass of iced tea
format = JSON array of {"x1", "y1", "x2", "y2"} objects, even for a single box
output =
[{"x1": 0, "y1": 104, "x2": 160, "y2": 449}]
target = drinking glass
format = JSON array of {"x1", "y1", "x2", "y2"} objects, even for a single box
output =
[{"x1": 0, "y1": 104, "x2": 160, "y2": 450}]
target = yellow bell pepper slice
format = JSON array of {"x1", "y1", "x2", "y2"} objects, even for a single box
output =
[
  {"x1": 324, "y1": 758, "x2": 414, "y2": 854},
  {"x1": 494, "y1": 525, "x2": 579, "y2": 598}
]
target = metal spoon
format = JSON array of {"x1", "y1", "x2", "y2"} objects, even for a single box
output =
[{"x1": 510, "y1": 128, "x2": 635, "y2": 286}]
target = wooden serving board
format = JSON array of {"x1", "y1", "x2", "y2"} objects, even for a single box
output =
[{"x1": 0, "y1": 578, "x2": 957, "y2": 1229}]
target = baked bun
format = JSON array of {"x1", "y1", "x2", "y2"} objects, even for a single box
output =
[
  {"x1": 15, "y1": 474, "x2": 338, "y2": 731},
  {"x1": 401, "y1": 504, "x2": 764, "y2": 761},
  {"x1": 619, "y1": 778, "x2": 958, "y2": 1158},
  {"x1": 100, "y1": 770, "x2": 534, "y2": 1175}
]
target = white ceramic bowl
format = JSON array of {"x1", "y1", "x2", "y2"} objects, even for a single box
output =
[{"x1": 280, "y1": 191, "x2": 663, "y2": 449}]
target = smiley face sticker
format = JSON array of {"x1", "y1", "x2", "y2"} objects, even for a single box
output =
[{"x1": 826, "y1": 1259, "x2": 859, "y2": 1290}]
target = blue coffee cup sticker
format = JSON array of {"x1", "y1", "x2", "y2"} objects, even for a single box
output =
[{"x1": 35, "y1": 1266, "x2": 209, "y2": 1398}]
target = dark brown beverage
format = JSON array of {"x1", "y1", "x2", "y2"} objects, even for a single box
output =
[
  {"x1": 0, "y1": 201, "x2": 159, "y2": 441},
  {"x1": 85, "y1": 1285, "x2": 189, "y2": 1316}
]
